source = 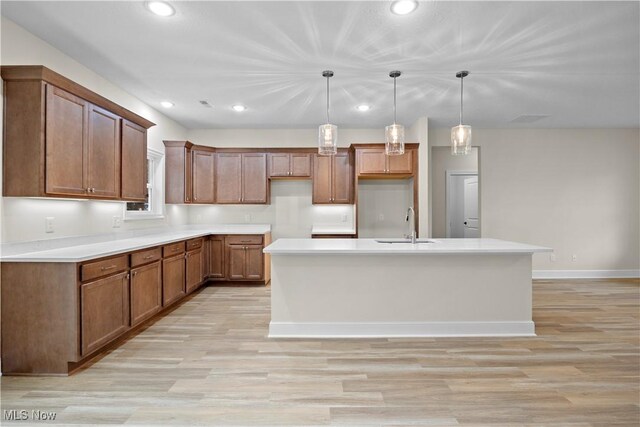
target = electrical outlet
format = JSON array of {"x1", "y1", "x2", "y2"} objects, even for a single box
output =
[
  {"x1": 244, "y1": 214, "x2": 251, "y2": 223},
  {"x1": 378, "y1": 213, "x2": 384, "y2": 221},
  {"x1": 549, "y1": 253, "x2": 556, "y2": 262},
  {"x1": 572, "y1": 254, "x2": 577, "y2": 262},
  {"x1": 45, "y1": 217, "x2": 55, "y2": 233},
  {"x1": 112, "y1": 216, "x2": 122, "y2": 228},
  {"x1": 341, "y1": 214, "x2": 348, "y2": 223}
]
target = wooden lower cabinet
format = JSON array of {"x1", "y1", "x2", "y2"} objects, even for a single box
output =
[
  {"x1": 186, "y1": 248, "x2": 203, "y2": 293},
  {"x1": 130, "y1": 261, "x2": 162, "y2": 326},
  {"x1": 162, "y1": 255, "x2": 185, "y2": 306},
  {"x1": 208, "y1": 236, "x2": 226, "y2": 279},
  {"x1": 226, "y1": 243, "x2": 264, "y2": 281},
  {"x1": 80, "y1": 271, "x2": 130, "y2": 356}
]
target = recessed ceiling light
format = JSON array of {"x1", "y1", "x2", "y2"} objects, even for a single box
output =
[
  {"x1": 146, "y1": 1, "x2": 175, "y2": 17},
  {"x1": 232, "y1": 104, "x2": 246, "y2": 112},
  {"x1": 356, "y1": 104, "x2": 371, "y2": 112},
  {"x1": 390, "y1": 0, "x2": 418, "y2": 15},
  {"x1": 160, "y1": 101, "x2": 174, "y2": 108}
]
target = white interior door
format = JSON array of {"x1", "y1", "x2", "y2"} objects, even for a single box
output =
[{"x1": 463, "y1": 177, "x2": 479, "y2": 237}]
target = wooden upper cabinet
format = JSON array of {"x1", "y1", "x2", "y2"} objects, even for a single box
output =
[
  {"x1": 242, "y1": 153, "x2": 268, "y2": 203},
  {"x1": 216, "y1": 153, "x2": 268, "y2": 204},
  {"x1": 269, "y1": 153, "x2": 291, "y2": 177},
  {"x1": 87, "y1": 104, "x2": 121, "y2": 199},
  {"x1": 1, "y1": 66, "x2": 154, "y2": 199},
  {"x1": 45, "y1": 85, "x2": 88, "y2": 197},
  {"x1": 269, "y1": 152, "x2": 311, "y2": 178},
  {"x1": 313, "y1": 150, "x2": 353, "y2": 204},
  {"x1": 355, "y1": 145, "x2": 416, "y2": 177},
  {"x1": 121, "y1": 120, "x2": 148, "y2": 201},
  {"x1": 192, "y1": 149, "x2": 215, "y2": 204},
  {"x1": 215, "y1": 153, "x2": 242, "y2": 203},
  {"x1": 164, "y1": 141, "x2": 194, "y2": 204},
  {"x1": 358, "y1": 149, "x2": 387, "y2": 175}
]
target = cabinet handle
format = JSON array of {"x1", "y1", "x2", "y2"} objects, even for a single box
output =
[
  {"x1": 101, "y1": 265, "x2": 117, "y2": 271},
  {"x1": 143, "y1": 255, "x2": 154, "y2": 260},
  {"x1": 173, "y1": 247, "x2": 180, "y2": 252},
  {"x1": 132, "y1": 271, "x2": 137, "y2": 277},
  {"x1": 126, "y1": 273, "x2": 130, "y2": 280}
]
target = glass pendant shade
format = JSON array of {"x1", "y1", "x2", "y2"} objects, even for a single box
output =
[
  {"x1": 451, "y1": 124, "x2": 472, "y2": 155},
  {"x1": 451, "y1": 70, "x2": 472, "y2": 156},
  {"x1": 385, "y1": 123, "x2": 405, "y2": 155},
  {"x1": 318, "y1": 123, "x2": 338, "y2": 156},
  {"x1": 318, "y1": 70, "x2": 337, "y2": 155},
  {"x1": 385, "y1": 70, "x2": 405, "y2": 156}
]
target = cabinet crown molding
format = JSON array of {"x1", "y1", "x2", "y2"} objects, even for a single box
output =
[{"x1": 1, "y1": 65, "x2": 155, "y2": 129}]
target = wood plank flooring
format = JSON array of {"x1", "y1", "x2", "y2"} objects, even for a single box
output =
[{"x1": 1, "y1": 279, "x2": 638, "y2": 426}]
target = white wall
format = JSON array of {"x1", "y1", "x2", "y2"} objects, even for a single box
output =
[
  {"x1": 431, "y1": 147, "x2": 479, "y2": 238},
  {"x1": 429, "y1": 128, "x2": 640, "y2": 272},
  {"x1": 0, "y1": 17, "x2": 190, "y2": 243},
  {"x1": 357, "y1": 180, "x2": 413, "y2": 238}
]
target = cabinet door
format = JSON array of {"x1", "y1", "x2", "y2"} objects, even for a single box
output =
[
  {"x1": 387, "y1": 150, "x2": 413, "y2": 174},
  {"x1": 45, "y1": 85, "x2": 88, "y2": 196},
  {"x1": 130, "y1": 261, "x2": 162, "y2": 326},
  {"x1": 269, "y1": 153, "x2": 290, "y2": 177},
  {"x1": 185, "y1": 249, "x2": 203, "y2": 293},
  {"x1": 81, "y1": 272, "x2": 130, "y2": 356},
  {"x1": 121, "y1": 120, "x2": 147, "y2": 201},
  {"x1": 209, "y1": 236, "x2": 225, "y2": 279},
  {"x1": 332, "y1": 152, "x2": 353, "y2": 204},
  {"x1": 312, "y1": 154, "x2": 333, "y2": 204},
  {"x1": 162, "y1": 255, "x2": 185, "y2": 306},
  {"x1": 227, "y1": 245, "x2": 246, "y2": 280},
  {"x1": 291, "y1": 153, "x2": 311, "y2": 177},
  {"x1": 215, "y1": 153, "x2": 242, "y2": 203},
  {"x1": 87, "y1": 104, "x2": 121, "y2": 199},
  {"x1": 192, "y1": 150, "x2": 215, "y2": 203},
  {"x1": 242, "y1": 153, "x2": 268, "y2": 203},
  {"x1": 358, "y1": 149, "x2": 386, "y2": 174},
  {"x1": 245, "y1": 245, "x2": 264, "y2": 280}
]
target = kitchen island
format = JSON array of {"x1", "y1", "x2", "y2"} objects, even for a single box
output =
[{"x1": 264, "y1": 238, "x2": 551, "y2": 338}]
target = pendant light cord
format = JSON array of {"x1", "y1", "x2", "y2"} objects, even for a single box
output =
[
  {"x1": 393, "y1": 75, "x2": 397, "y2": 125},
  {"x1": 459, "y1": 75, "x2": 464, "y2": 125},
  {"x1": 326, "y1": 76, "x2": 330, "y2": 124}
]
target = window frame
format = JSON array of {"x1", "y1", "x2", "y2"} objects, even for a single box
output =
[{"x1": 123, "y1": 148, "x2": 165, "y2": 221}]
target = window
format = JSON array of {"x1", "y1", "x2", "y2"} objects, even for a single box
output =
[{"x1": 124, "y1": 148, "x2": 164, "y2": 220}]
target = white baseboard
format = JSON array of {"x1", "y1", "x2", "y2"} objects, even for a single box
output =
[
  {"x1": 269, "y1": 321, "x2": 536, "y2": 338},
  {"x1": 533, "y1": 269, "x2": 640, "y2": 279}
]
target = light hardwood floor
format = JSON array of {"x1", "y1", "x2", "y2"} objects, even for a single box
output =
[{"x1": 1, "y1": 279, "x2": 638, "y2": 426}]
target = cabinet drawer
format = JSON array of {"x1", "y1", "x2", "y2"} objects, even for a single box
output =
[
  {"x1": 163, "y1": 242, "x2": 185, "y2": 257},
  {"x1": 186, "y1": 238, "x2": 203, "y2": 251},
  {"x1": 81, "y1": 255, "x2": 128, "y2": 282},
  {"x1": 226, "y1": 235, "x2": 263, "y2": 245},
  {"x1": 131, "y1": 247, "x2": 162, "y2": 267}
]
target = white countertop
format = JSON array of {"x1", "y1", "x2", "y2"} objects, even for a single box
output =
[
  {"x1": 1, "y1": 224, "x2": 271, "y2": 263},
  {"x1": 264, "y1": 238, "x2": 551, "y2": 254}
]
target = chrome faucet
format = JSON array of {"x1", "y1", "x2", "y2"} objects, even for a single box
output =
[{"x1": 405, "y1": 207, "x2": 417, "y2": 244}]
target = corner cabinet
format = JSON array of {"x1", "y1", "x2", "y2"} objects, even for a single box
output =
[
  {"x1": 312, "y1": 150, "x2": 353, "y2": 204},
  {"x1": 1, "y1": 65, "x2": 154, "y2": 200}
]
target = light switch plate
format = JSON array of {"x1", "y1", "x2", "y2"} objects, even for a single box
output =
[
  {"x1": 112, "y1": 216, "x2": 122, "y2": 228},
  {"x1": 45, "y1": 217, "x2": 55, "y2": 233}
]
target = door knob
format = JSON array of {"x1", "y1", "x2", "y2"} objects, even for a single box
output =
[{"x1": 464, "y1": 221, "x2": 468, "y2": 225}]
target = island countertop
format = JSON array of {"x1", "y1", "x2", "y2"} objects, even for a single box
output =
[{"x1": 264, "y1": 238, "x2": 551, "y2": 255}]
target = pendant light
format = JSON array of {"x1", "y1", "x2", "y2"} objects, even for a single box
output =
[
  {"x1": 318, "y1": 70, "x2": 337, "y2": 156},
  {"x1": 385, "y1": 70, "x2": 405, "y2": 156},
  {"x1": 451, "y1": 70, "x2": 472, "y2": 155}
]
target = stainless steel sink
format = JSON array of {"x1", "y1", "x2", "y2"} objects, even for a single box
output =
[{"x1": 375, "y1": 239, "x2": 437, "y2": 244}]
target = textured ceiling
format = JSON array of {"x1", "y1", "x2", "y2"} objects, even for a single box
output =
[{"x1": 1, "y1": 1, "x2": 639, "y2": 129}]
